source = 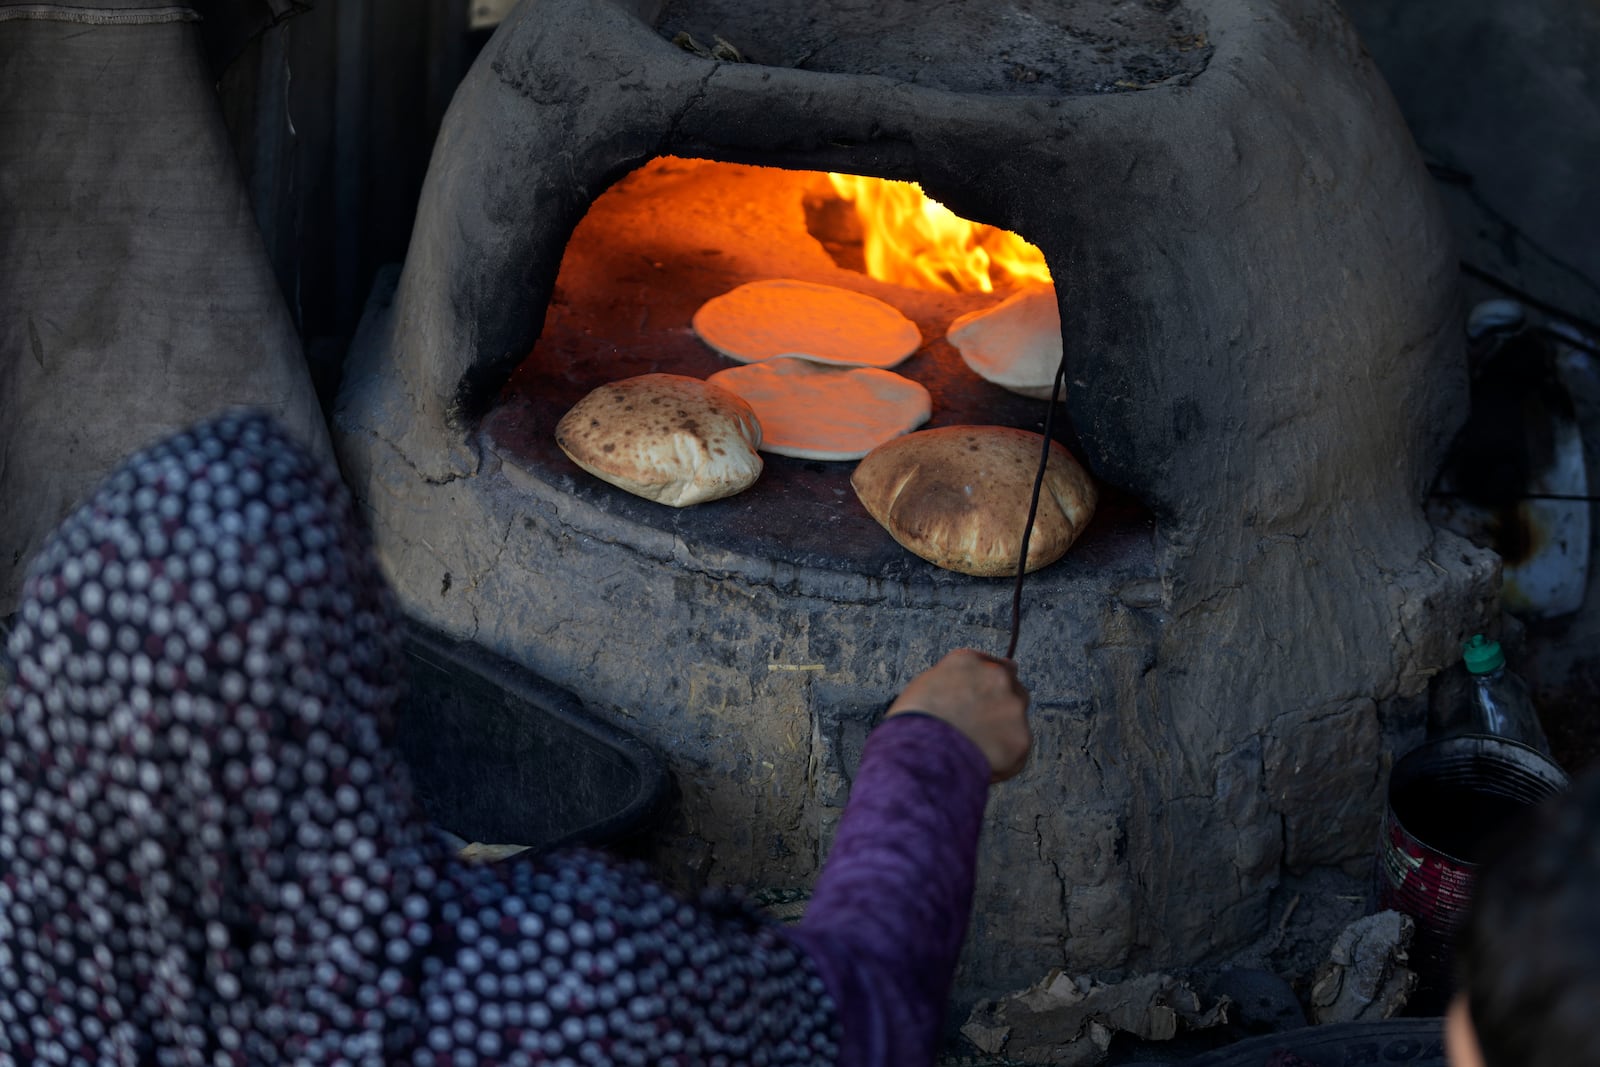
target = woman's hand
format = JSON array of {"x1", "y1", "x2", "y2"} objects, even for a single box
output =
[{"x1": 887, "y1": 649, "x2": 1032, "y2": 782}]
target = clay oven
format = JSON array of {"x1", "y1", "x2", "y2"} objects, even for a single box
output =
[{"x1": 334, "y1": 0, "x2": 1498, "y2": 1003}]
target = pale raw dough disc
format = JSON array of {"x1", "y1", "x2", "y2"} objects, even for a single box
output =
[
  {"x1": 707, "y1": 356, "x2": 932, "y2": 461},
  {"x1": 851, "y1": 425, "x2": 1097, "y2": 576},
  {"x1": 692, "y1": 279, "x2": 922, "y2": 368},
  {"x1": 947, "y1": 284, "x2": 1063, "y2": 400},
  {"x1": 555, "y1": 374, "x2": 763, "y2": 507}
]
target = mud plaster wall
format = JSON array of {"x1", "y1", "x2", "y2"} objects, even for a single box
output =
[{"x1": 336, "y1": 0, "x2": 1504, "y2": 1003}]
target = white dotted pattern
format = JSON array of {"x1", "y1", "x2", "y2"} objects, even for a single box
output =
[{"x1": 0, "y1": 411, "x2": 839, "y2": 1065}]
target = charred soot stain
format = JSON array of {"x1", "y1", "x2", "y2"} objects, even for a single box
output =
[
  {"x1": 602, "y1": 443, "x2": 616, "y2": 453},
  {"x1": 1440, "y1": 332, "x2": 1571, "y2": 509},
  {"x1": 1489, "y1": 506, "x2": 1541, "y2": 566},
  {"x1": 440, "y1": 572, "x2": 452, "y2": 595}
]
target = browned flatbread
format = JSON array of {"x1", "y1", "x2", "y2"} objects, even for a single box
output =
[
  {"x1": 851, "y1": 425, "x2": 1096, "y2": 576},
  {"x1": 555, "y1": 374, "x2": 763, "y2": 506}
]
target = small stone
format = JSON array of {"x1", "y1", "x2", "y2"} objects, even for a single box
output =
[
  {"x1": 1310, "y1": 911, "x2": 1418, "y2": 1024},
  {"x1": 960, "y1": 1019, "x2": 1011, "y2": 1055}
]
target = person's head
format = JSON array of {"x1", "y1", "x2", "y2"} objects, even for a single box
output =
[
  {"x1": 0, "y1": 411, "x2": 435, "y2": 1059},
  {"x1": 1447, "y1": 765, "x2": 1600, "y2": 1067}
]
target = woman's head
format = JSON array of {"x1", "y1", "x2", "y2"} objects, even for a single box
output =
[{"x1": 0, "y1": 409, "x2": 436, "y2": 1061}]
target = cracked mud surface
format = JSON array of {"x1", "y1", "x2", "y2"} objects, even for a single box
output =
[{"x1": 656, "y1": 0, "x2": 1213, "y2": 95}]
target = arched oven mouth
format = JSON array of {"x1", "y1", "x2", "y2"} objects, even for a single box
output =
[{"x1": 482, "y1": 155, "x2": 1153, "y2": 580}]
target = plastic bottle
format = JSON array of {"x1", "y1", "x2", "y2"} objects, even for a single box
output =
[{"x1": 1432, "y1": 634, "x2": 1553, "y2": 755}]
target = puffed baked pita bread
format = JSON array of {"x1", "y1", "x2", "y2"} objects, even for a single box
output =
[
  {"x1": 706, "y1": 357, "x2": 932, "y2": 461},
  {"x1": 851, "y1": 425, "x2": 1096, "y2": 576},
  {"x1": 692, "y1": 279, "x2": 922, "y2": 369},
  {"x1": 947, "y1": 284, "x2": 1063, "y2": 400},
  {"x1": 555, "y1": 374, "x2": 763, "y2": 506}
]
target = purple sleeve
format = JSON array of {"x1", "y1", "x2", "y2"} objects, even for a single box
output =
[{"x1": 782, "y1": 712, "x2": 992, "y2": 1066}]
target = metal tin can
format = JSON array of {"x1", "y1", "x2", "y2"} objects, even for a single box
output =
[{"x1": 1375, "y1": 735, "x2": 1568, "y2": 1014}]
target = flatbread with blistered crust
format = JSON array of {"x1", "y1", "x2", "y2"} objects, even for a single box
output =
[
  {"x1": 555, "y1": 374, "x2": 763, "y2": 506},
  {"x1": 851, "y1": 425, "x2": 1096, "y2": 575}
]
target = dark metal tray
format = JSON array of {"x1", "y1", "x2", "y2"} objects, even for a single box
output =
[{"x1": 397, "y1": 621, "x2": 670, "y2": 853}]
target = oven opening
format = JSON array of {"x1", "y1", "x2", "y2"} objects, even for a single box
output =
[{"x1": 483, "y1": 155, "x2": 1151, "y2": 577}]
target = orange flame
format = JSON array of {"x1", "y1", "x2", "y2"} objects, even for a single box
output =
[{"x1": 827, "y1": 173, "x2": 1052, "y2": 294}]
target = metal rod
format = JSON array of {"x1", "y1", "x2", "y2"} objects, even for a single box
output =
[
  {"x1": 1005, "y1": 350, "x2": 1068, "y2": 661},
  {"x1": 1430, "y1": 490, "x2": 1600, "y2": 503}
]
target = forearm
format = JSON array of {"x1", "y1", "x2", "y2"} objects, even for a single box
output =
[{"x1": 783, "y1": 712, "x2": 992, "y2": 1066}]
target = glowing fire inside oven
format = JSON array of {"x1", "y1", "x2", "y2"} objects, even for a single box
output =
[{"x1": 827, "y1": 173, "x2": 1053, "y2": 294}]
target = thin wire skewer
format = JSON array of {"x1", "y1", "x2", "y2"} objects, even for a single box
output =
[{"x1": 1005, "y1": 349, "x2": 1070, "y2": 661}]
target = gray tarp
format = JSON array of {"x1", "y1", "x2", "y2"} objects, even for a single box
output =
[
  {"x1": 0, "y1": 2, "x2": 198, "y2": 22},
  {"x1": 0, "y1": 0, "x2": 329, "y2": 611}
]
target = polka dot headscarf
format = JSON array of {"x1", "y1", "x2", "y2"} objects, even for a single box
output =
[{"x1": 0, "y1": 410, "x2": 839, "y2": 1065}]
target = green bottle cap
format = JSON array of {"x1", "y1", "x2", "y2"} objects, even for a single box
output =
[{"x1": 1462, "y1": 634, "x2": 1506, "y2": 674}]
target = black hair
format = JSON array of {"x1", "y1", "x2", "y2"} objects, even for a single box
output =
[{"x1": 1457, "y1": 766, "x2": 1600, "y2": 1067}]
